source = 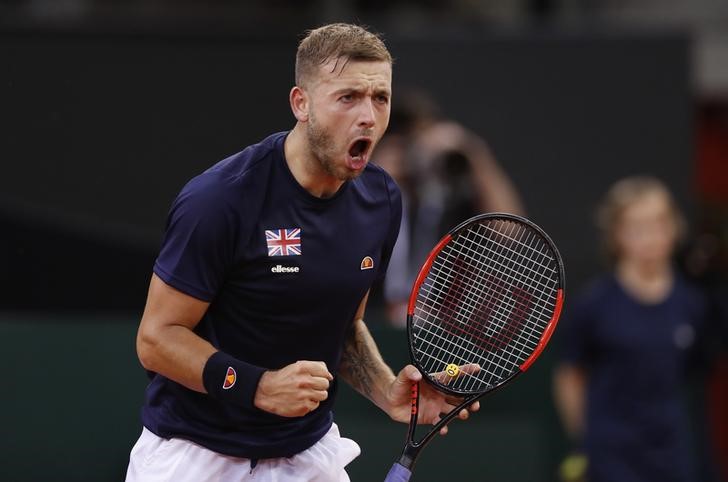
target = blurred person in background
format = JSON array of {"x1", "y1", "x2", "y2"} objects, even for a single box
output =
[
  {"x1": 373, "y1": 91, "x2": 525, "y2": 326},
  {"x1": 553, "y1": 176, "x2": 709, "y2": 482}
]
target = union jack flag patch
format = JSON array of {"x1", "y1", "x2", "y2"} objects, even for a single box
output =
[{"x1": 265, "y1": 228, "x2": 302, "y2": 256}]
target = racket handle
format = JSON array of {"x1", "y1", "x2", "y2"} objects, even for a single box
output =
[{"x1": 384, "y1": 462, "x2": 412, "y2": 482}]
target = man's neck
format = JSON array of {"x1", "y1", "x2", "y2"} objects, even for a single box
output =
[{"x1": 283, "y1": 125, "x2": 344, "y2": 199}]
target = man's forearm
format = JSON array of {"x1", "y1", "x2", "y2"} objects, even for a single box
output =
[{"x1": 338, "y1": 318, "x2": 395, "y2": 411}]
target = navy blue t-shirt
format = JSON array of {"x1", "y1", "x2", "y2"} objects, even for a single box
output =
[
  {"x1": 141, "y1": 132, "x2": 402, "y2": 459},
  {"x1": 560, "y1": 274, "x2": 706, "y2": 482}
]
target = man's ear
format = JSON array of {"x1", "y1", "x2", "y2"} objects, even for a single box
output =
[{"x1": 290, "y1": 86, "x2": 309, "y2": 122}]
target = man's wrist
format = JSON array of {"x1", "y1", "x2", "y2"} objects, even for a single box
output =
[
  {"x1": 202, "y1": 351, "x2": 266, "y2": 409},
  {"x1": 374, "y1": 372, "x2": 398, "y2": 414}
]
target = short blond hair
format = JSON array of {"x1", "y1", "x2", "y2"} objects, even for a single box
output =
[
  {"x1": 596, "y1": 176, "x2": 686, "y2": 264},
  {"x1": 295, "y1": 23, "x2": 392, "y2": 88}
]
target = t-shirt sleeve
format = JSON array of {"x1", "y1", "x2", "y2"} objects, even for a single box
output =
[
  {"x1": 558, "y1": 295, "x2": 595, "y2": 367},
  {"x1": 377, "y1": 173, "x2": 403, "y2": 282},
  {"x1": 153, "y1": 176, "x2": 237, "y2": 301}
]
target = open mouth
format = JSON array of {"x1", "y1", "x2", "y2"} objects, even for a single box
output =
[
  {"x1": 347, "y1": 138, "x2": 372, "y2": 170},
  {"x1": 349, "y1": 139, "x2": 371, "y2": 158}
]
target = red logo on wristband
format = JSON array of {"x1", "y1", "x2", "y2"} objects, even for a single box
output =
[{"x1": 223, "y1": 367, "x2": 236, "y2": 390}]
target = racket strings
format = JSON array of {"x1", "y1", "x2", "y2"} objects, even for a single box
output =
[
  {"x1": 440, "y1": 221, "x2": 556, "y2": 378},
  {"x1": 468, "y1": 223, "x2": 559, "y2": 349},
  {"x1": 411, "y1": 219, "x2": 561, "y2": 393},
  {"x1": 424, "y1": 224, "x2": 551, "y2": 350},
  {"x1": 474, "y1": 226, "x2": 558, "y2": 298},
  {"x1": 449, "y1": 221, "x2": 556, "y2": 364},
  {"x1": 416, "y1": 264, "x2": 542, "y2": 387},
  {"x1": 429, "y1": 224, "x2": 557, "y2": 324},
  {"x1": 417, "y1": 230, "x2": 542, "y2": 387}
]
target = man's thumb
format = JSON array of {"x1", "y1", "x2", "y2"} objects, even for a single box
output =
[{"x1": 398, "y1": 364, "x2": 422, "y2": 384}]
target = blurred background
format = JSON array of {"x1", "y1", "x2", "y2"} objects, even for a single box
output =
[{"x1": 1, "y1": 1, "x2": 727, "y2": 481}]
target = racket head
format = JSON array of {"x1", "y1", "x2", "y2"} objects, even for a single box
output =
[{"x1": 406, "y1": 213, "x2": 565, "y2": 397}]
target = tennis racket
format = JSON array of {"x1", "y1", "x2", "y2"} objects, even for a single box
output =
[{"x1": 384, "y1": 213, "x2": 565, "y2": 482}]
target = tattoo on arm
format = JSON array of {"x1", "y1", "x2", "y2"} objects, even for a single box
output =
[{"x1": 339, "y1": 319, "x2": 386, "y2": 400}]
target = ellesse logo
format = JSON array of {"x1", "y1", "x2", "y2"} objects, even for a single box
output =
[
  {"x1": 360, "y1": 256, "x2": 374, "y2": 270},
  {"x1": 271, "y1": 264, "x2": 300, "y2": 273},
  {"x1": 223, "y1": 367, "x2": 236, "y2": 390}
]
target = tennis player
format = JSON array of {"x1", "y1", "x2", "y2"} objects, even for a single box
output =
[{"x1": 125, "y1": 23, "x2": 478, "y2": 482}]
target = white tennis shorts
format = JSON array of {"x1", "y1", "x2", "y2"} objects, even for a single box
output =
[{"x1": 125, "y1": 423, "x2": 361, "y2": 482}]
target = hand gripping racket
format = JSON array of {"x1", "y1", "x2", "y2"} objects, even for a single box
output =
[{"x1": 384, "y1": 213, "x2": 565, "y2": 482}]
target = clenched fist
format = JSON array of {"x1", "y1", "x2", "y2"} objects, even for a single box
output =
[{"x1": 254, "y1": 360, "x2": 333, "y2": 417}]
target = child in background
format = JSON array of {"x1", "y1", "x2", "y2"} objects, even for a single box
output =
[{"x1": 554, "y1": 176, "x2": 707, "y2": 482}]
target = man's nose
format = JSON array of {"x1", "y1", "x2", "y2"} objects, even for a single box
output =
[{"x1": 357, "y1": 98, "x2": 376, "y2": 128}]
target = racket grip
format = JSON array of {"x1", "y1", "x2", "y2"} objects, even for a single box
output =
[{"x1": 384, "y1": 462, "x2": 412, "y2": 482}]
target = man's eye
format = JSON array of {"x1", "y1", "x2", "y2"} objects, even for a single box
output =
[
  {"x1": 340, "y1": 95, "x2": 353, "y2": 102},
  {"x1": 376, "y1": 95, "x2": 389, "y2": 104}
]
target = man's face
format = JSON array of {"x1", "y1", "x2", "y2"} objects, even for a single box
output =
[{"x1": 304, "y1": 58, "x2": 392, "y2": 181}]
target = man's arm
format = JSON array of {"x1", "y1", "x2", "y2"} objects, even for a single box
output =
[
  {"x1": 338, "y1": 292, "x2": 397, "y2": 411},
  {"x1": 137, "y1": 273, "x2": 333, "y2": 417},
  {"x1": 339, "y1": 292, "x2": 479, "y2": 432},
  {"x1": 136, "y1": 273, "x2": 216, "y2": 392}
]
